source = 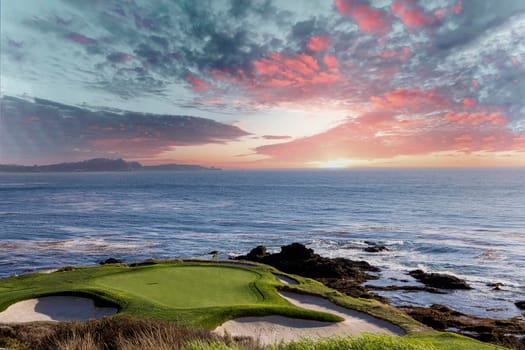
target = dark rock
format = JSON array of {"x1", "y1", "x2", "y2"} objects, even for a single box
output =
[
  {"x1": 57, "y1": 266, "x2": 76, "y2": 272},
  {"x1": 237, "y1": 243, "x2": 378, "y2": 280},
  {"x1": 408, "y1": 269, "x2": 471, "y2": 289},
  {"x1": 366, "y1": 284, "x2": 447, "y2": 294},
  {"x1": 99, "y1": 258, "x2": 123, "y2": 265},
  {"x1": 464, "y1": 325, "x2": 495, "y2": 333},
  {"x1": 402, "y1": 304, "x2": 525, "y2": 349},
  {"x1": 280, "y1": 243, "x2": 315, "y2": 260},
  {"x1": 421, "y1": 316, "x2": 447, "y2": 330},
  {"x1": 364, "y1": 245, "x2": 389, "y2": 253},
  {"x1": 515, "y1": 301, "x2": 525, "y2": 310},
  {"x1": 245, "y1": 245, "x2": 269, "y2": 259},
  {"x1": 487, "y1": 282, "x2": 503, "y2": 290},
  {"x1": 236, "y1": 243, "x2": 384, "y2": 301},
  {"x1": 208, "y1": 250, "x2": 219, "y2": 255}
]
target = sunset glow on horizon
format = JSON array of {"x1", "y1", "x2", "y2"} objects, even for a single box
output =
[{"x1": 1, "y1": 0, "x2": 524, "y2": 168}]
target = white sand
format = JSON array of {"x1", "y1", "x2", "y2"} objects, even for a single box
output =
[
  {"x1": 275, "y1": 275, "x2": 298, "y2": 285},
  {"x1": 214, "y1": 291, "x2": 403, "y2": 345},
  {"x1": 0, "y1": 296, "x2": 117, "y2": 323}
]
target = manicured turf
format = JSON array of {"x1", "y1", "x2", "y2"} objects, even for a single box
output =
[
  {"x1": 0, "y1": 260, "x2": 509, "y2": 349},
  {"x1": 93, "y1": 265, "x2": 262, "y2": 308},
  {"x1": 0, "y1": 261, "x2": 342, "y2": 327}
]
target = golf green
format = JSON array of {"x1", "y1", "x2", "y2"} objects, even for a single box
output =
[{"x1": 93, "y1": 265, "x2": 263, "y2": 308}]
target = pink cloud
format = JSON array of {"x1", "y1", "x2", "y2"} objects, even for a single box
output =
[
  {"x1": 463, "y1": 98, "x2": 476, "y2": 107},
  {"x1": 391, "y1": 0, "x2": 438, "y2": 28},
  {"x1": 434, "y1": 8, "x2": 448, "y2": 20},
  {"x1": 511, "y1": 56, "x2": 520, "y2": 65},
  {"x1": 335, "y1": 0, "x2": 391, "y2": 35},
  {"x1": 452, "y1": 0, "x2": 463, "y2": 15},
  {"x1": 186, "y1": 75, "x2": 211, "y2": 92},
  {"x1": 377, "y1": 46, "x2": 411, "y2": 61},
  {"x1": 253, "y1": 52, "x2": 339, "y2": 87},
  {"x1": 69, "y1": 32, "x2": 96, "y2": 44},
  {"x1": 323, "y1": 54, "x2": 339, "y2": 69},
  {"x1": 370, "y1": 88, "x2": 449, "y2": 111},
  {"x1": 307, "y1": 35, "x2": 331, "y2": 52},
  {"x1": 256, "y1": 108, "x2": 522, "y2": 162},
  {"x1": 444, "y1": 112, "x2": 507, "y2": 126},
  {"x1": 472, "y1": 79, "x2": 480, "y2": 89},
  {"x1": 454, "y1": 134, "x2": 472, "y2": 142},
  {"x1": 207, "y1": 51, "x2": 342, "y2": 105}
]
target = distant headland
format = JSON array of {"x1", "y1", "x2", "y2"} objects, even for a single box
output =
[{"x1": 0, "y1": 158, "x2": 220, "y2": 173}]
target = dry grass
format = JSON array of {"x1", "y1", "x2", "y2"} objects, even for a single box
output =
[
  {"x1": 0, "y1": 315, "x2": 227, "y2": 350},
  {"x1": 1, "y1": 316, "x2": 511, "y2": 350}
]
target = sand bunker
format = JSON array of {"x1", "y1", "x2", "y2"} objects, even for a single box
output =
[
  {"x1": 0, "y1": 296, "x2": 117, "y2": 323},
  {"x1": 214, "y1": 291, "x2": 403, "y2": 345},
  {"x1": 275, "y1": 275, "x2": 298, "y2": 285}
]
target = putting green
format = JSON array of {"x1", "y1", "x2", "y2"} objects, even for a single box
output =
[{"x1": 93, "y1": 265, "x2": 262, "y2": 308}]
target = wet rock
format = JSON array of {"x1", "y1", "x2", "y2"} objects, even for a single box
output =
[
  {"x1": 487, "y1": 282, "x2": 504, "y2": 291},
  {"x1": 208, "y1": 250, "x2": 219, "y2": 255},
  {"x1": 402, "y1": 304, "x2": 525, "y2": 349},
  {"x1": 245, "y1": 245, "x2": 268, "y2": 259},
  {"x1": 236, "y1": 243, "x2": 384, "y2": 301},
  {"x1": 408, "y1": 269, "x2": 471, "y2": 289},
  {"x1": 237, "y1": 243, "x2": 378, "y2": 280},
  {"x1": 515, "y1": 301, "x2": 525, "y2": 310},
  {"x1": 366, "y1": 284, "x2": 447, "y2": 294},
  {"x1": 364, "y1": 245, "x2": 389, "y2": 253},
  {"x1": 99, "y1": 258, "x2": 123, "y2": 265}
]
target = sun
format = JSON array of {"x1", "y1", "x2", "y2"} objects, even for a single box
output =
[{"x1": 310, "y1": 158, "x2": 356, "y2": 168}]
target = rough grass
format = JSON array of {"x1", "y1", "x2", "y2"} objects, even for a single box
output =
[
  {"x1": 1, "y1": 318, "x2": 507, "y2": 350},
  {"x1": 0, "y1": 315, "x2": 216, "y2": 350},
  {"x1": 269, "y1": 334, "x2": 435, "y2": 350},
  {"x1": 0, "y1": 261, "x2": 511, "y2": 349}
]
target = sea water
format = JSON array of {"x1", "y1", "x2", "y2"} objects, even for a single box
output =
[{"x1": 0, "y1": 168, "x2": 524, "y2": 318}]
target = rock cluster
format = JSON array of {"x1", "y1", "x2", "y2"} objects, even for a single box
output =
[
  {"x1": 237, "y1": 243, "x2": 524, "y2": 349},
  {"x1": 408, "y1": 269, "x2": 472, "y2": 289},
  {"x1": 235, "y1": 243, "x2": 384, "y2": 300},
  {"x1": 403, "y1": 304, "x2": 525, "y2": 347}
]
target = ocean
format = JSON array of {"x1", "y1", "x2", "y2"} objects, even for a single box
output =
[{"x1": 0, "y1": 168, "x2": 524, "y2": 319}]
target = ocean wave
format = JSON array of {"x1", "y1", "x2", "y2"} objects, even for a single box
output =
[{"x1": 0, "y1": 238, "x2": 161, "y2": 255}]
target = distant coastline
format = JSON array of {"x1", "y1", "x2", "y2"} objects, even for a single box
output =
[{"x1": 0, "y1": 158, "x2": 220, "y2": 173}]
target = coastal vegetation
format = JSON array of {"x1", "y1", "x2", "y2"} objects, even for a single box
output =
[
  {"x1": 0, "y1": 259, "x2": 510, "y2": 349},
  {"x1": 0, "y1": 262, "x2": 341, "y2": 328},
  {"x1": 0, "y1": 158, "x2": 219, "y2": 173}
]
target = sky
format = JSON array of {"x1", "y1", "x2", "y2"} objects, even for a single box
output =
[{"x1": 1, "y1": 0, "x2": 525, "y2": 168}]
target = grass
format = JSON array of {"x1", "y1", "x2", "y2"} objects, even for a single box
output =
[
  {"x1": 0, "y1": 261, "x2": 341, "y2": 328},
  {"x1": 0, "y1": 260, "x2": 510, "y2": 349},
  {"x1": 268, "y1": 334, "x2": 435, "y2": 350},
  {"x1": 0, "y1": 317, "x2": 507, "y2": 350},
  {"x1": 92, "y1": 265, "x2": 263, "y2": 308}
]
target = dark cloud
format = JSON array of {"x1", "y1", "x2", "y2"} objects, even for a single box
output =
[
  {"x1": 262, "y1": 135, "x2": 292, "y2": 140},
  {"x1": 0, "y1": 96, "x2": 249, "y2": 164},
  {"x1": 4, "y1": 0, "x2": 299, "y2": 99},
  {"x1": 1, "y1": 0, "x2": 524, "y2": 166},
  {"x1": 434, "y1": 1, "x2": 525, "y2": 51}
]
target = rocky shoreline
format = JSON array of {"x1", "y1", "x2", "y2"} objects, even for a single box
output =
[{"x1": 234, "y1": 243, "x2": 525, "y2": 350}]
